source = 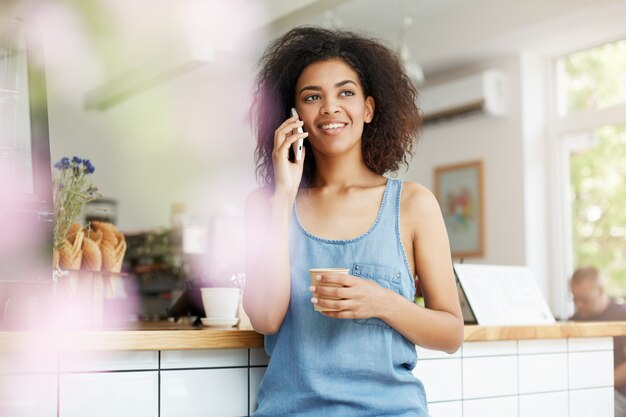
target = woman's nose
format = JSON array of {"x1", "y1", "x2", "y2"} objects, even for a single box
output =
[{"x1": 320, "y1": 98, "x2": 340, "y2": 115}]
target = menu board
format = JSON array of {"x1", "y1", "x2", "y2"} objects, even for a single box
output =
[{"x1": 454, "y1": 264, "x2": 555, "y2": 326}]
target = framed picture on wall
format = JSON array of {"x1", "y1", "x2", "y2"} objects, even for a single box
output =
[{"x1": 434, "y1": 160, "x2": 485, "y2": 258}]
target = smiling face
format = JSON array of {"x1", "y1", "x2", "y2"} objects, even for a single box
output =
[{"x1": 294, "y1": 58, "x2": 374, "y2": 157}]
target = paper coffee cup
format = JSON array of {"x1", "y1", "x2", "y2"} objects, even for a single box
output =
[{"x1": 309, "y1": 268, "x2": 349, "y2": 312}]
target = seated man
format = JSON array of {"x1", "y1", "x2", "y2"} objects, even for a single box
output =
[{"x1": 570, "y1": 266, "x2": 626, "y2": 417}]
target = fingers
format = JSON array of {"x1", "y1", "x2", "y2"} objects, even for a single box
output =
[
  {"x1": 309, "y1": 284, "x2": 347, "y2": 300},
  {"x1": 314, "y1": 273, "x2": 353, "y2": 286},
  {"x1": 273, "y1": 118, "x2": 306, "y2": 149},
  {"x1": 311, "y1": 296, "x2": 350, "y2": 313},
  {"x1": 273, "y1": 128, "x2": 308, "y2": 162},
  {"x1": 321, "y1": 310, "x2": 356, "y2": 319}
]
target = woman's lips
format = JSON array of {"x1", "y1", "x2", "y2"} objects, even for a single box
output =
[{"x1": 319, "y1": 122, "x2": 347, "y2": 135}]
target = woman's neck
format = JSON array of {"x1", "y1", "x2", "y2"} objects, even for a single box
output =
[{"x1": 309, "y1": 156, "x2": 381, "y2": 190}]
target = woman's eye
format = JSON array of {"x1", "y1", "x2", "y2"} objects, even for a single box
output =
[
  {"x1": 340, "y1": 90, "x2": 355, "y2": 97},
  {"x1": 304, "y1": 94, "x2": 321, "y2": 102}
]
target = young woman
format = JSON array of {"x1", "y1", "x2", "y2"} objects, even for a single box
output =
[{"x1": 244, "y1": 26, "x2": 463, "y2": 416}]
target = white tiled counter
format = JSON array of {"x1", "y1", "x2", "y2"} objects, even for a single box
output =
[
  {"x1": 1, "y1": 321, "x2": 624, "y2": 416},
  {"x1": 414, "y1": 337, "x2": 615, "y2": 417},
  {"x1": 0, "y1": 347, "x2": 269, "y2": 417}
]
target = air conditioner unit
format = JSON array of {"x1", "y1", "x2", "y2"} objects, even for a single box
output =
[{"x1": 419, "y1": 69, "x2": 507, "y2": 125}]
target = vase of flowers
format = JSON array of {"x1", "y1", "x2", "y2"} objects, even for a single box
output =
[{"x1": 52, "y1": 156, "x2": 100, "y2": 269}]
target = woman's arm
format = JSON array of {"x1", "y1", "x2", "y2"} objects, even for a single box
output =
[
  {"x1": 242, "y1": 116, "x2": 308, "y2": 335},
  {"x1": 383, "y1": 183, "x2": 464, "y2": 352},
  {"x1": 243, "y1": 188, "x2": 293, "y2": 334}
]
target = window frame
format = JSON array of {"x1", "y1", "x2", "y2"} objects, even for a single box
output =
[{"x1": 549, "y1": 41, "x2": 626, "y2": 318}]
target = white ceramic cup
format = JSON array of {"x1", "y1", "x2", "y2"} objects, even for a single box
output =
[{"x1": 200, "y1": 288, "x2": 241, "y2": 319}]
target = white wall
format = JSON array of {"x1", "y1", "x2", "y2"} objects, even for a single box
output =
[
  {"x1": 401, "y1": 55, "x2": 527, "y2": 268},
  {"x1": 46, "y1": 60, "x2": 258, "y2": 231},
  {"x1": 32, "y1": 2, "x2": 265, "y2": 231}
]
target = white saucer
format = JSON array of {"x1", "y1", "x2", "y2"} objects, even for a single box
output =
[{"x1": 200, "y1": 317, "x2": 239, "y2": 328}]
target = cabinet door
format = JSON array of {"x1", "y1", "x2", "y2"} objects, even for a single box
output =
[
  {"x1": 569, "y1": 387, "x2": 614, "y2": 417},
  {"x1": 428, "y1": 401, "x2": 462, "y2": 417},
  {"x1": 519, "y1": 391, "x2": 568, "y2": 417},
  {"x1": 463, "y1": 396, "x2": 518, "y2": 417},
  {"x1": 412, "y1": 358, "x2": 462, "y2": 402},
  {"x1": 249, "y1": 367, "x2": 267, "y2": 415},
  {"x1": 518, "y1": 353, "x2": 567, "y2": 394},
  {"x1": 60, "y1": 371, "x2": 158, "y2": 417},
  {"x1": 161, "y1": 368, "x2": 248, "y2": 417},
  {"x1": 463, "y1": 356, "x2": 518, "y2": 399},
  {"x1": 0, "y1": 374, "x2": 56, "y2": 417}
]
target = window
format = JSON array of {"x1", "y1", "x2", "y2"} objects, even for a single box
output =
[
  {"x1": 556, "y1": 39, "x2": 626, "y2": 298},
  {"x1": 557, "y1": 39, "x2": 626, "y2": 116}
]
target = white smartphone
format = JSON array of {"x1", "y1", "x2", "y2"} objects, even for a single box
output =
[{"x1": 290, "y1": 107, "x2": 304, "y2": 161}]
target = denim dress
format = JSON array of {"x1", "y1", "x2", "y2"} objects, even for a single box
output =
[{"x1": 253, "y1": 178, "x2": 429, "y2": 417}]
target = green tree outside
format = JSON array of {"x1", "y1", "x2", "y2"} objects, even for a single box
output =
[
  {"x1": 569, "y1": 125, "x2": 626, "y2": 297},
  {"x1": 562, "y1": 39, "x2": 626, "y2": 297}
]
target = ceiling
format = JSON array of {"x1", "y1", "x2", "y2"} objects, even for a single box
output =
[
  {"x1": 302, "y1": 0, "x2": 470, "y2": 42},
  {"x1": 258, "y1": 0, "x2": 626, "y2": 78}
]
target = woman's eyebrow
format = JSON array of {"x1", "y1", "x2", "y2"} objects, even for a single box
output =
[{"x1": 298, "y1": 79, "x2": 358, "y2": 94}]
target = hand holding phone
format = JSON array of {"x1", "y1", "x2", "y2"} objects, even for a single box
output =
[{"x1": 290, "y1": 107, "x2": 304, "y2": 161}]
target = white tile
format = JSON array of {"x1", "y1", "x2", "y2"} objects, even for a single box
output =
[
  {"x1": 160, "y1": 349, "x2": 247, "y2": 369},
  {"x1": 249, "y1": 367, "x2": 266, "y2": 415},
  {"x1": 416, "y1": 345, "x2": 461, "y2": 359},
  {"x1": 463, "y1": 396, "x2": 518, "y2": 417},
  {"x1": 427, "y1": 401, "x2": 462, "y2": 417},
  {"x1": 60, "y1": 371, "x2": 158, "y2": 417},
  {"x1": 462, "y1": 340, "x2": 517, "y2": 357},
  {"x1": 518, "y1": 338, "x2": 567, "y2": 354},
  {"x1": 569, "y1": 387, "x2": 614, "y2": 417},
  {"x1": 569, "y1": 351, "x2": 614, "y2": 389},
  {"x1": 161, "y1": 368, "x2": 248, "y2": 417},
  {"x1": 463, "y1": 356, "x2": 518, "y2": 399},
  {"x1": 59, "y1": 350, "x2": 158, "y2": 372},
  {"x1": 519, "y1": 353, "x2": 568, "y2": 394},
  {"x1": 250, "y1": 348, "x2": 269, "y2": 366},
  {"x1": 0, "y1": 374, "x2": 57, "y2": 417},
  {"x1": 0, "y1": 351, "x2": 57, "y2": 374},
  {"x1": 519, "y1": 391, "x2": 568, "y2": 417},
  {"x1": 412, "y1": 358, "x2": 462, "y2": 402},
  {"x1": 568, "y1": 337, "x2": 613, "y2": 352}
]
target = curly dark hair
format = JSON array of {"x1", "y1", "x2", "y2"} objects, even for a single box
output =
[{"x1": 251, "y1": 26, "x2": 421, "y2": 187}]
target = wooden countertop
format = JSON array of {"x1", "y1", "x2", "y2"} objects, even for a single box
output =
[
  {"x1": 464, "y1": 321, "x2": 626, "y2": 341},
  {"x1": 2, "y1": 321, "x2": 626, "y2": 352},
  {"x1": 0, "y1": 322, "x2": 263, "y2": 352}
]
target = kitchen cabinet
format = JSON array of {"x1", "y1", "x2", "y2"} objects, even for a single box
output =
[
  {"x1": 519, "y1": 391, "x2": 568, "y2": 417},
  {"x1": 161, "y1": 368, "x2": 248, "y2": 417},
  {"x1": 0, "y1": 351, "x2": 57, "y2": 417},
  {"x1": 0, "y1": 323, "x2": 621, "y2": 417},
  {"x1": 59, "y1": 371, "x2": 158, "y2": 417},
  {"x1": 0, "y1": 374, "x2": 56, "y2": 417},
  {"x1": 413, "y1": 336, "x2": 614, "y2": 417}
]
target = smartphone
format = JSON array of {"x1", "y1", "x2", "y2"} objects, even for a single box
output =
[{"x1": 290, "y1": 107, "x2": 304, "y2": 161}]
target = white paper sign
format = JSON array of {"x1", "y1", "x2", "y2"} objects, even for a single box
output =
[{"x1": 454, "y1": 264, "x2": 555, "y2": 326}]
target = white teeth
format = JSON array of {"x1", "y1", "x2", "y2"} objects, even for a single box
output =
[{"x1": 321, "y1": 123, "x2": 345, "y2": 130}]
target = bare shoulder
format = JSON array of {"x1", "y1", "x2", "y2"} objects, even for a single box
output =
[
  {"x1": 246, "y1": 186, "x2": 272, "y2": 204},
  {"x1": 245, "y1": 186, "x2": 273, "y2": 218},
  {"x1": 400, "y1": 181, "x2": 441, "y2": 216}
]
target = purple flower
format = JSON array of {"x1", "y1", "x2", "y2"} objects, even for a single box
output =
[
  {"x1": 54, "y1": 157, "x2": 70, "y2": 170},
  {"x1": 84, "y1": 160, "x2": 95, "y2": 174}
]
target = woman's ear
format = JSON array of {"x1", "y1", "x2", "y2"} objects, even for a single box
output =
[{"x1": 364, "y1": 96, "x2": 375, "y2": 123}]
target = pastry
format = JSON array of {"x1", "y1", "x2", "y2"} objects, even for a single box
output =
[{"x1": 59, "y1": 224, "x2": 84, "y2": 270}]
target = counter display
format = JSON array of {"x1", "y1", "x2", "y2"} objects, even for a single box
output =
[
  {"x1": 2, "y1": 321, "x2": 625, "y2": 352},
  {"x1": 1, "y1": 321, "x2": 624, "y2": 417}
]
